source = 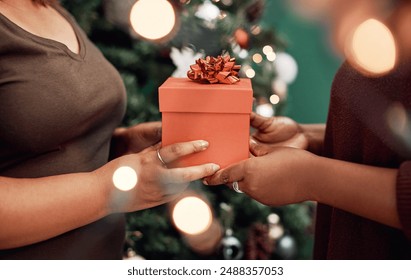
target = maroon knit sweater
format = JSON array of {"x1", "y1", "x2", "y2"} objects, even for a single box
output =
[{"x1": 313, "y1": 56, "x2": 411, "y2": 259}]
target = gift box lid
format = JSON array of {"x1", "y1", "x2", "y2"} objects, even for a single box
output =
[{"x1": 159, "y1": 77, "x2": 253, "y2": 113}]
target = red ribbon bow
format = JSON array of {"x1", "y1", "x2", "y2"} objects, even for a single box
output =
[{"x1": 187, "y1": 55, "x2": 241, "y2": 84}]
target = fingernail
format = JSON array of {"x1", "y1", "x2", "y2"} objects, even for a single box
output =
[
  {"x1": 211, "y1": 164, "x2": 220, "y2": 172},
  {"x1": 199, "y1": 140, "x2": 209, "y2": 150},
  {"x1": 250, "y1": 139, "x2": 257, "y2": 145},
  {"x1": 202, "y1": 179, "x2": 209, "y2": 185}
]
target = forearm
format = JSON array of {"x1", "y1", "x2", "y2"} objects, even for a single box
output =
[
  {"x1": 300, "y1": 124, "x2": 325, "y2": 155},
  {"x1": 308, "y1": 155, "x2": 400, "y2": 228},
  {"x1": 0, "y1": 172, "x2": 109, "y2": 249}
]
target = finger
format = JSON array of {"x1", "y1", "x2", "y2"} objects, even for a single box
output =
[
  {"x1": 140, "y1": 142, "x2": 162, "y2": 154},
  {"x1": 161, "y1": 163, "x2": 220, "y2": 184},
  {"x1": 139, "y1": 121, "x2": 162, "y2": 142},
  {"x1": 249, "y1": 138, "x2": 269, "y2": 157},
  {"x1": 159, "y1": 140, "x2": 209, "y2": 164},
  {"x1": 250, "y1": 112, "x2": 274, "y2": 131},
  {"x1": 203, "y1": 161, "x2": 247, "y2": 186}
]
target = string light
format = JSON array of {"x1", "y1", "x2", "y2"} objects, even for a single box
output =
[
  {"x1": 222, "y1": 0, "x2": 233, "y2": 6},
  {"x1": 172, "y1": 196, "x2": 212, "y2": 235},
  {"x1": 252, "y1": 53, "x2": 263, "y2": 64},
  {"x1": 242, "y1": 65, "x2": 255, "y2": 78},
  {"x1": 195, "y1": 0, "x2": 220, "y2": 22},
  {"x1": 269, "y1": 94, "x2": 280, "y2": 105},
  {"x1": 250, "y1": 25, "x2": 261, "y2": 35},
  {"x1": 238, "y1": 49, "x2": 248, "y2": 59},
  {"x1": 263, "y1": 45, "x2": 273, "y2": 55},
  {"x1": 256, "y1": 103, "x2": 274, "y2": 117},
  {"x1": 272, "y1": 78, "x2": 288, "y2": 100},
  {"x1": 273, "y1": 52, "x2": 298, "y2": 84},
  {"x1": 112, "y1": 166, "x2": 138, "y2": 191},
  {"x1": 130, "y1": 0, "x2": 176, "y2": 41},
  {"x1": 266, "y1": 51, "x2": 276, "y2": 62},
  {"x1": 347, "y1": 18, "x2": 396, "y2": 76}
]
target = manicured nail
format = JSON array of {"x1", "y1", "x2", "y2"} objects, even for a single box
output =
[
  {"x1": 211, "y1": 164, "x2": 220, "y2": 172},
  {"x1": 198, "y1": 140, "x2": 209, "y2": 150}
]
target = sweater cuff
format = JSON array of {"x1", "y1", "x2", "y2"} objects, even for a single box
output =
[{"x1": 396, "y1": 161, "x2": 411, "y2": 240}]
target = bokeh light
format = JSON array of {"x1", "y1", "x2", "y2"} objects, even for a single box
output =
[
  {"x1": 195, "y1": 0, "x2": 221, "y2": 22},
  {"x1": 252, "y1": 53, "x2": 263, "y2": 64},
  {"x1": 250, "y1": 25, "x2": 261, "y2": 35},
  {"x1": 256, "y1": 103, "x2": 274, "y2": 117},
  {"x1": 238, "y1": 49, "x2": 248, "y2": 59},
  {"x1": 172, "y1": 196, "x2": 212, "y2": 235},
  {"x1": 222, "y1": 0, "x2": 233, "y2": 6},
  {"x1": 130, "y1": 0, "x2": 176, "y2": 41},
  {"x1": 245, "y1": 68, "x2": 256, "y2": 78},
  {"x1": 268, "y1": 213, "x2": 280, "y2": 224},
  {"x1": 263, "y1": 45, "x2": 274, "y2": 55},
  {"x1": 266, "y1": 51, "x2": 277, "y2": 62},
  {"x1": 271, "y1": 78, "x2": 287, "y2": 100},
  {"x1": 112, "y1": 166, "x2": 138, "y2": 191},
  {"x1": 273, "y1": 52, "x2": 298, "y2": 84},
  {"x1": 347, "y1": 18, "x2": 396, "y2": 76},
  {"x1": 269, "y1": 94, "x2": 280, "y2": 105},
  {"x1": 386, "y1": 102, "x2": 409, "y2": 137},
  {"x1": 269, "y1": 224, "x2": 285, "y2": 240},
  {"x1": 289, "y1": 0, "x2": 332, "y2": 20}
]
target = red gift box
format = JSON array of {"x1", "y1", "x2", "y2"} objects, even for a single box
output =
[{"x1": 159, "y1": 77, "x2": 253, "y2": 168}]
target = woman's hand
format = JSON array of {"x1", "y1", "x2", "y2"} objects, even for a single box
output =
[
  {"x1": 110, "y1": 122, "x2": 162, "y2": 158},
  {"x1": 250, "y1": 113, "x2": 325, "y2": 156},
  {"x1": 250, "y1": 113, "x2": 308, "y2": 156},
  {"x1": 99, "y1": 140, "x2": 220, "y2": 213},
  {"x1": 204, "y1": 147, "x2": 315, "y2": 206}
]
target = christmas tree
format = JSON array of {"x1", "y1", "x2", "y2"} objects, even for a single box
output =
[{"x1": 60, "y1": 0, "x2": 314, "y2": 260}]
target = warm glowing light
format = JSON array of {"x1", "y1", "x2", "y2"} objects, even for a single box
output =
[
  {"x1": 263, "y1": 45, "x2": 273, "y2": 55},
  {"x1": 348, "y1": 18, "x2": 396, "y2": 75},
  {"x1": 269, "y1": 225, "x2": 284, "y2": 240},
  {"x1": 218, "y1": 11, "x2": 227, "y2": 20},
  {"x1": 274, "y1": 52, "x2": 298, "y2": 84},
  {"x1": 386, "y1": 103, "x2": 411, "y2": 149},
  {"x1": 130, "y1": 0, "x2": 176, "y2": 40},
  {"x1": 112, "y1": 166, "x2": 138, "y2": 191},
  {"x1": 269, "y1": 94, "x2": 280, "y2": 105},
  {"x1": 172, "y1": 196, "x2": 212, "y2": 235},
  {"x1": 195, "y1": 0, "x2": 221, "y2": 22},
  {"x1": 252, "y1": 53, "x2": 263, "y2": 64},
  {"x1": 387, "y1": 103, "x2": 408, "y2": 135},
  {"x1": 256, "y1": 103, "x2": 274, "y2": 117},
  {"x1": 245, "y1": 68, "x2": 256, "y2": 78},
  {"x1": 250, "y1": 25, "x2": 261, "y2": 35},
  {"x1": 238, "y1": 49, "x2": 248, "y2": 59},
  {"x1": 272, "y1": 78, "x2": 287, "y2": 98},
  {"x1": 268, "y1": 213, "x2": 280, "y2": 225},
  {"x1": 266, "y1": 51, "x2": 276, "y2": 62}
]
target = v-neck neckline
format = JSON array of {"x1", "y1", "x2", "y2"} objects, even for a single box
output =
[{"x1": 0, "y1": 5, "x2": 86, "y2": 61}]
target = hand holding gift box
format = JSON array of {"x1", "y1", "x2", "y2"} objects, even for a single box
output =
[{"x1": 159, "y1": 55, "x2": 253, "y2": 168}]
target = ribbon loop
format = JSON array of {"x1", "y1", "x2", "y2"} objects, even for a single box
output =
[{"x1": 187, "y1": 55, "x2": 241, "y2": 84}]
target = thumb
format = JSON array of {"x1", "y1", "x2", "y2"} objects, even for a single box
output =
[{"x1": 250, "y1": 138, "x2": 268, "y2": 157}]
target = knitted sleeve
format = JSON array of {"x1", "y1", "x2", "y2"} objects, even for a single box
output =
[{"x1": 396, "y1": 161, "x2": 411, "y2": 240}]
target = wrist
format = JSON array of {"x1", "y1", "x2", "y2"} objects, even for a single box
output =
[
  {"x1": 298, "y1": 152, "x2": 324, "y2": 203},
  {"x1": 300, "y1": 124, "x2": 325, "y2": 155},
  {"x1": 91, "y1": 166, "x2": 115, "y2": 216}
]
